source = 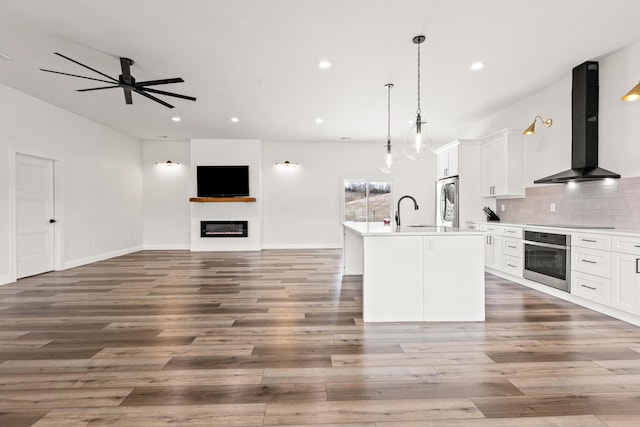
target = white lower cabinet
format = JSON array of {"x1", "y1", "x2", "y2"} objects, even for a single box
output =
[
  {"x1": 572, "y1": 272, "x2": 611, "y2": 305},
  {"x1": 481, "y1": 224, "x2": 522, "y2": 277},
  {"x1": 484, "y1": 234, "x2": 502, "y2": 270},
  {"x1": 611, "y1": 251, "x2": 640, "y2": 315},
  {"x1": 502, "y1": 255, "x2": 522, "y2": 277}
]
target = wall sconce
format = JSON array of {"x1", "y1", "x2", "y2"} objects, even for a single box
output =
[
  {"x1": 155, "y1": 160, "x2": 180, "y2": 166},
  {"x1": 275, "y1": 160, "x2": 299, "y2": 166},
  {"x1": 523, "y1": 116, "x2": 553, "y2": 135},
  {"x1": 622, "y1": 81, "x2": 640, "y2": 102}
]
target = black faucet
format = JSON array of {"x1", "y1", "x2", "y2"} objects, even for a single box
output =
[{"x1": 395, "y1": 195, "x2": 419, "y2": 227}]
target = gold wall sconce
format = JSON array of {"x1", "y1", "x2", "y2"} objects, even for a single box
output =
[
  {"x1": 622, "y1": 81, "x2": 640, "y2": 102},
  {"x1": 275, "y1": 160, "x2": 299, "y2": 166},
  {"x1": 155, "y1": 160, "x2": 180, "y2": 166},
  {"x1": 523, "y1": 116, "x2": 553, "y2": 135}
]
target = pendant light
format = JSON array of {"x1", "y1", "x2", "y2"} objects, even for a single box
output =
[
  {"x1": 404, "y1": 35, "x2": 430, "y2": 160},
  {"x1": 379, "y1": 83, "x2": 398, "y2": 174}
]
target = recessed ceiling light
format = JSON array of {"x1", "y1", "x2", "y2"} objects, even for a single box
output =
[
  {"x1": 0, "y1": 51, "x2": 12, "y2": 60},
  {"x1": 315, "y1": 118, "x2": 324, "y2": 124},
  {"x1": 470, "y1": 62, "x2": 485, "y2": 71},
  {"x1": 318, "y1": 60, "x2": 331, "y2": 69},
  {"x1": 230, "y1": 117, "x2": 240, "y2": 122},
  {"x1": 171, "y1": 116, "x2": 181, "y2": 122}
]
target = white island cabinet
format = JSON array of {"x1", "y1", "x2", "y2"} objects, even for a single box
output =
[{"x1": 342, "y1": 222, "x2": 485, "y2": 322}]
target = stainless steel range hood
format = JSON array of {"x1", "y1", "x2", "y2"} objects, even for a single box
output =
[{"x1": 534, "y1": 61, "x2": 620, "y2": 184}]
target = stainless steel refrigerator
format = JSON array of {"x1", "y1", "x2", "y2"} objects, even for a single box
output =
[{"x1": 436, "y1": 176, "x2": 459, "y2": 227}]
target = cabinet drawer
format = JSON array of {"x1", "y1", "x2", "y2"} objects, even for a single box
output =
[
  {"x1": 502, "y1": 255, "x2": 522, "y2": 277},
  {"x1": 482, "y1": 224, "x2": 504, "y2": 234},
  {"x1": 612, "y1": 235, "x2": 640, "y2": 256},
  {"x1": 502, "y1": 226, "x2": 523, "y2": 239},
  {"x1": 572, "y1": 232, "x2": 611, "y2": 250},
  {"x1": 571, "y1": 246, "x2": 611, "y2": 278},
  {"x1": 571, "y1": 271, "x2": 611, "y2": 305},
  {"x1": 503, "y1": 237, "x2": 522, "y2": 257}
]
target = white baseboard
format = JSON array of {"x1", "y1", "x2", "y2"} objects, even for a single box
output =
[
  {"x1": 0, "y1": 274, "x2": 13, "y2": 286},
  {"x1": 63, "y1": 245, "x2": 143, "y2": 270},
  {"x1": 143, "y1": 244, "x2": 191, "y2": 251},
  {"x1": 261, "y1": 243, "x2": 342, "y2": 250},
  {"x1": 487, "y1": 268, "x2": 640, "y2": 327}
]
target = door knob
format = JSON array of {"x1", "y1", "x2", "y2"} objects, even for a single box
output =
[{"x1": 49, "y1": 219, "x2": 56, "y2": 223}]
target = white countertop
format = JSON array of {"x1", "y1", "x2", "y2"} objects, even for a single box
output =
[
  {"x1": 470, "y1": 220, "x2": 640, "y2": 237},
  {"x1": 342, "y1": 221, "x2": 485, "y2": 237}
]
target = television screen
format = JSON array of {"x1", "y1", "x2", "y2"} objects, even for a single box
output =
[{"x1": 197, "y1": 165, "x2": 250, "y2": 197}]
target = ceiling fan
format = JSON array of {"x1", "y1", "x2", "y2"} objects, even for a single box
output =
[{"x1": 40, "y1": 52, "x2": 196, "y2": 109}]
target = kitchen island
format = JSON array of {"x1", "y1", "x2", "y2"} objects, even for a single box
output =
[{"x1": 342, "y1": 222, "x2": 485, "y2": 322}]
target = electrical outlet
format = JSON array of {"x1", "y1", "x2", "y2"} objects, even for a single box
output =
[
  {"x1": 501, "y1": 204, "x2": 505, "y2": 212},
  {"x1": 550, "y1": 203, "x2": 556, "y2": 212}
]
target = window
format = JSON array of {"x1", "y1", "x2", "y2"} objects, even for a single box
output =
[{"x1": 343, "y1": 179, "x2": 393, "y2": 222}]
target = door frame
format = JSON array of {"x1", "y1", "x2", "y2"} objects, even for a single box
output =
[{"x1": 9, "y1": 147, "x2": 65, "y2": 282}]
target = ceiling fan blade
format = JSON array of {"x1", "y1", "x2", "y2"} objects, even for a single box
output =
[
  {"x1": 132, "y1": 88, "x2": 174, "y2": 108},
  {"x1": 134, "y1": 78, "x2": 184, "y2": 87},
  {"x1": 53, "y1": 52, "x2": 118, "y2": 82},
  {"x1": 141, "y1": 87, "x2": 197, "y2": 101},
  {"x1": 119, "y1": 57, "x2": 134, "y2": 85},
  {"x1": 123, "y1": 88, "x2": 133, "y2": 104},
  {"x1": 40, "y1": 69, "x2": 116, "y2": 84},
  {"x1": 76, "y1": 85, "x2": 120, "y2": 92}
]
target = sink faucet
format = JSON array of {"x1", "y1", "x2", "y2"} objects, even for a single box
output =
[{"x1": 395, "y1": 195, "x2": 419, "y2": 227}]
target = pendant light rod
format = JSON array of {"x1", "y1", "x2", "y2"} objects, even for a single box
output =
[
  {"x1": 413, "y1": 35, "x2": 425, "y2": 116},
  {"x1": 385, "y1": 83, "x2": 394, "y2": 151}
]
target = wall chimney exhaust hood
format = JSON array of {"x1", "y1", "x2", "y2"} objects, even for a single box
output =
[{"x1": 534, "y1": 61, "x2": 620, "y2": 184}]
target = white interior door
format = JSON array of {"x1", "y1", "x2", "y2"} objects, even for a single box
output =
[{"x1": 16, "y1": 154, "x2": 56, "y2": 279}]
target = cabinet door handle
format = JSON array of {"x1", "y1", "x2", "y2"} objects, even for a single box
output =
[
  {"x1": 507, "y1": 264, "x2": 516, "y2": 268},
  {"x1": 634, "y1": 245, "x2": 640, "y2": 248},
  {"x1": 581, "y1": 284, "x2": 597, "y2": 290},
  {"x1": 507, "y1": 245, "x2": 517, "y2": 249},
  {"x1": 637, "y1": 258, "x2": 640, "y2": 274},
  {"x1": 581, "y1": 239, "x2": 597, "y2": 243},
  {"x1": 581, "y1": 259, "x2": 597, "y2": 264}
]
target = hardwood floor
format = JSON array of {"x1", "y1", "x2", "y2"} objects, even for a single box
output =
[{"x1": 2, "y1": 249, "x2": 640, "y2": 426}]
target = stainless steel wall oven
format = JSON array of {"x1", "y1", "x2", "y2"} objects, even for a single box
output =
[{"x1": 523, "y1": 229, "x2": 571, "y2": 292}]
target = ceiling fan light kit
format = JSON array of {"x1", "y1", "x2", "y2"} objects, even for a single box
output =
[{"x1": 40, "y1": 52, "x2": 196, "y2": 109}]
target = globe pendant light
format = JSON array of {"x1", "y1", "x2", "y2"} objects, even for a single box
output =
[
  {"x1": 379, "y1": 83, "x2": 398, "y2": 174},
  {"x1": 404, "y1": 35, "x2": 431, "y2": 160}
]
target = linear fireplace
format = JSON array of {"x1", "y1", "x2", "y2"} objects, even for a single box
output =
[{"x1": 200, "y1": 221, "x2": 248, "y2": 238}]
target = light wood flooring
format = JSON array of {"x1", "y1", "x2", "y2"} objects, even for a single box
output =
[{"x1": 3, "y1": 249, "x2": 640, "y2": 426}]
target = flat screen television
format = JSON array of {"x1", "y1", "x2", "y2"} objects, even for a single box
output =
[{"x1": 197, "y1": 165, "x2": 250, "y2": 197}]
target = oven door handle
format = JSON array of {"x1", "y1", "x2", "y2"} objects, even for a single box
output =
[{"x1": 524, "y1": 241, "x2": 568, "y2": 250}]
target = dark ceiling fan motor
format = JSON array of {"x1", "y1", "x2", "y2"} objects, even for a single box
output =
[{"x1": 40, "y1": 52, "x2": 196, "y2": 109}]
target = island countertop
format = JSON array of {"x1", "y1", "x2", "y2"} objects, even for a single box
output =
[{"x1": 342, "y1": 221, "x2": 486, "y2": 237}]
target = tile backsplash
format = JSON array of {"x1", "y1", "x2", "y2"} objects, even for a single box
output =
[{"x1": 497, "y1": 176, "x2": 640, "y2": 230}]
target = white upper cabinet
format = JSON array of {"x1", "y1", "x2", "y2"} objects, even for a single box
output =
[
  {"x1": 433, "y1": 141, "x2": 459, "y2": 179},
  {"x1": 480, "y1": 129, "x2": 525, "y2": 198}
]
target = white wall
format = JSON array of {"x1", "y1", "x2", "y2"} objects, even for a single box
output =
[
  {"x1": 459, "y1": 38, "x2": 640, "y2": 185},
  {"x1": 262, "y1": 141, "x2": 435, "y2": 249},
  {"x1": 190, "y1": 139, "x2": 262, "y2": 251},
  {"x1": 142, "y1": 140, "x2": 191, "y2": 249},
  {"x1": 0, "y1": 83, "x2": 143, "y2": 285}
]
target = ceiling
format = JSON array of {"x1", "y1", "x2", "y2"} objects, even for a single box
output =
[{"x1": 1, "y1": 0, "x2": 640, "y2": 145}]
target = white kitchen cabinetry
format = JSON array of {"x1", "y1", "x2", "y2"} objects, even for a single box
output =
[
  {"x1": 434, "y1": 142, "x2": 459, "y2": 179},
  {"x1": 571, "y1": 232, "x2": 612, "y2": 305},
  {"x1": 432, "y1": 140, "x2": 484, "y2": 225},
  {"x1": 481, "y1": 224, "x2": 522, "y2": 276},
  {"x1": 611, "y1": 235, "x2": 640, "y2": 315},
  {"x1": 480, "y1": 129, "x2": 524, "y2": 198}
]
